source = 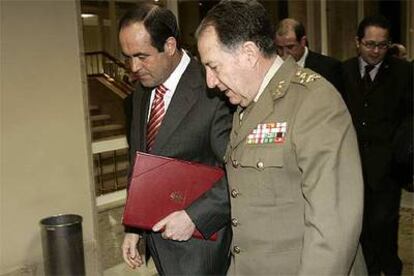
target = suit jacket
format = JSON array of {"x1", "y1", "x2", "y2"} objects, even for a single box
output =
[
  {"x1": 342, "y1": 56, "x2": 413, "y2": 191},
  {"x1": 125, "y1": 58, "x2": 233, "y2": 275},
  {"x1": 225, "y1": 57, "x2": 366, "y2": 275},
  {"x1": 305, "y1": 50, "x2": 343, "y2": 93}
]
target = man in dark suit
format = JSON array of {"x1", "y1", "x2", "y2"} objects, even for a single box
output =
[
  {"x1": 274, "y1": 18, "x2": 343, "y2": 92},
  {"x1": 342, "y1": 15, "x2": 413, "y2": 276},
  {"x1": 119, "y1": 4, "x2": 233, "y2": 275}
]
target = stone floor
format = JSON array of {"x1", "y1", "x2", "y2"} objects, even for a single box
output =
[{"x1": 98, "y1": 191, "x2": 413, "y2": 275}]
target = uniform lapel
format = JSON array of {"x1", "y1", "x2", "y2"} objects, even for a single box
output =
[
  {"x1": 232, "y1": 57, "x2": 296, "y2": 147},
  {"x1": 152, "y1": 59, "x2": 200, "y2": 153}
]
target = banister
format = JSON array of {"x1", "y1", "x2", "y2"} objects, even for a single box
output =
[{"x1": 85, "y1": 51, "x2": 134, "y2": 95}]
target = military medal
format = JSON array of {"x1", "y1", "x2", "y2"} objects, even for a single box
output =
[{"x1": 246, "y1": 122, "x2": 287, "y2": 144}]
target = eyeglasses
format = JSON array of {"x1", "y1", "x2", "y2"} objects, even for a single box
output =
[{"x1": 360, "y1": 40, "x2": 391, "y2": 50}]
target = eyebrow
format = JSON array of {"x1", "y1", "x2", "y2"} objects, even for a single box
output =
[{"x1": 122, "y1": 52, "x2": 150, "y2": 58}]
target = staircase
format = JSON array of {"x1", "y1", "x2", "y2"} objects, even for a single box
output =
[{"x1": 85, "y1": 51, "x2": 134, "y2": 196}]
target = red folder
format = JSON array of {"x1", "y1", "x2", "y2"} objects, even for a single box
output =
[{"x1": 122, "y1": 152, "x2": 224, "y2": 240}]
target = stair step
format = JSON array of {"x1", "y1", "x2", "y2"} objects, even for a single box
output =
[
  {"x1": 91, "y1": 114, "x2": 111, "y2": 122},
  {"x1": 94, "y1": 160, "x2": 129, "y2": 176},
  {"x1": 89, "y1": 105, "x2": 99, "y2": 111},
  {"x1": 94, "y1": 148, "x2": 128, "y2": 159},
  {"x1": 95, "y1": 176, "x2": 128, "y2": 195},
  {"x1": 92, "y1": 124, "x2": 124, "y2": 133}
]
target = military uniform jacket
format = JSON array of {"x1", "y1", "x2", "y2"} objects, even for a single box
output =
[{"x1": 225, "y1": 57, "x2": 366, "y2": 275}]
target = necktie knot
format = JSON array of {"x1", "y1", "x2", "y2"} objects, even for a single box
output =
[
  {"x1": 155, "y1": 84, "x2": 167, "y2": 99},
  {"x1": 365, "y1": 64, "x2": 375, "y2": 74}
]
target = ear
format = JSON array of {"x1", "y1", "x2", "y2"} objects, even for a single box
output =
[
  {"x1": 240, "y1": 41, "x2": 260, "y2": 67},
  {"x1": 354, "y1": 36, "x2": 360, "y2": 49},
  {"x1": 163, "y1": 37, "x2": 177, "y2": 56},
  {"x1": 300, "y1": 35, "x2": 307, "y2": 47}
]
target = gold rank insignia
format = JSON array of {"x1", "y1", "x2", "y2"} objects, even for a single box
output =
[
  {"x1": 272, "y1": 80, "x2": 286, "y2": 97},
  {"x1": 295, "y1": 70, "x2": 321, "y2": 84}
]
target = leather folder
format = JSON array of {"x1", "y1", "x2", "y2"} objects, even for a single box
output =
[{"x1": 122, "y1": 152, "x2": 224, "y2": 240}]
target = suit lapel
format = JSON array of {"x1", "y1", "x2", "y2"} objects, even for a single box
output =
[
  {"x1": 304, "y1": 50, "x2": 315, "y2": 68},
  {"x1": 369, "y1": 59, "x2": 390, "y2": 93},
  {"x1": 232, "y1": 58, "x2": 296, "y2": 147},
  {"x1": 131, "y1": 86, "x2": 151, "y2": 153},
  {"x1": 152, "y1": 59, "x2": 200, "y2": 153}
]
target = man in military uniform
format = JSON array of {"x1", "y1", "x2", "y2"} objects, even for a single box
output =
[{"x1": 196, "y1": 1, "x2": 367, "y2": 275}]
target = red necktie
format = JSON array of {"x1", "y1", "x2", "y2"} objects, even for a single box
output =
[{"x1": 146, "y1": 84, "x2": 167, "y2": 152}]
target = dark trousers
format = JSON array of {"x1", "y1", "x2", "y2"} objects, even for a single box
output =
[{"x1": 360, "y1": 187, "x2": 402, "y2": 276}]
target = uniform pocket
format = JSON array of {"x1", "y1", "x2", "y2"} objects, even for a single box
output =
[{"x1": 239, "y1": 145, "x2": 284, "y2": 170}]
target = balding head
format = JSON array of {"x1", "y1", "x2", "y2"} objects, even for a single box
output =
[{"x1": 274, "y1": 18, "x2": 307, "y2": 61}]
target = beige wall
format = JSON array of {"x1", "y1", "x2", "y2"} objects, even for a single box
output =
[{"x1": 1, "y1": 1, "x2": 99, "y2": 275}]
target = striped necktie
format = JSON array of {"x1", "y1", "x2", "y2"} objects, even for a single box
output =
[{"x1": 146, "y1": 84, "x2": 167, "y2": 152}]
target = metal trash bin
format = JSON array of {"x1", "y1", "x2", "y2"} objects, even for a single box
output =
[{"x1": 40, "y1": 214, "x2": 85, "y2": 276}]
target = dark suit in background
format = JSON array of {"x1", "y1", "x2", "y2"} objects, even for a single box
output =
[
  {"x1": 341, "y1": 16, "x2": 413, "y2": 275},
  {"x1": 305, "y1": 50, "x2": 343, "y2": 92},
  {"x1": 342, "y1": 55, "x2": 412, "y2": 275}
]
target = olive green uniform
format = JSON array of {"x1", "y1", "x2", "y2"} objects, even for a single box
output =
[{"x1": 225, "y1": 57, "x2": 367, "y2": 275}]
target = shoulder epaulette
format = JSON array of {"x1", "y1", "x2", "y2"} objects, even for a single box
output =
[{"x1": 294, "y1": 69, "x2": 321, "y2": 84}]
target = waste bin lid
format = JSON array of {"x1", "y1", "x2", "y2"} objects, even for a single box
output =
[{"x1": 40, "y1": 214, "x2": 83, "y2": 227}]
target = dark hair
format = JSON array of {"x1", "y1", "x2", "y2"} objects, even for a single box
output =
[
  {"x1": 275, "y1": 18, "x2": 306, "y2": 42},
  {"x1": 118, "y1": 4, "x2": 180, "y2": 52},
  {"x1": 196, "y1": 0, "x2": 276, "y2": 58},
  {"x1": 356, "y1": 15, "x2": 391, "y2": 41}
]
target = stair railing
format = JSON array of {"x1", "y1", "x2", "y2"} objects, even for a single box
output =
[
  {"x1": 85, "y1": 51, "x2": 134, "y2": 94},
  {"x1": 92, "y1": 135, "x2": 129, "y2": 209}
]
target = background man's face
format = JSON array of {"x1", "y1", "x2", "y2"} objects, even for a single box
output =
[
  {"x1": 274, "y1": 30, "x2": 306, "y2": 61},
  {"x1": 119, "y1": 22, "x2": 171, "y2": 88},
  {"x1": 197, "y1": 26, "x2": 256, "y2": 107},
  {"x1": 356, "y1": 26, "x2": 389, "y2": 65}
]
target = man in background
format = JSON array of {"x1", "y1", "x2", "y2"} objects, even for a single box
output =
[
  {"x1": 275, "y1": 18, "x2": 343, "y2": 92},
  {"x1": 119, "y1": 4, "x2": 232, "y2": 275},
  {"x1": 197, "y1": 1, "x2": 366, "y2": 274},
  {"x1": 342, "y1": 15, "x2": 413, "y2": 276}
]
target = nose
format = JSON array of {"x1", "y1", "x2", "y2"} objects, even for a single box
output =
[
  {"x1": 130, "y1": 57, "x2": 143, "y2": 73},
  {"x1": 206, "y1": 67, "x2": 219, "y2": 89}
]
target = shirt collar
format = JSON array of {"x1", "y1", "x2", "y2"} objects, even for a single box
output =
[
  {"x1": 254, "y1": 55, "x2": 284, "y2": 102},
  {"x1": 358, "y1": 56, "x2": 382, "y2": 77},
  {"x1": 296, "y1": 46, "x2": 308, "y2": 68},
  {"x1": 162, "y1": 50, "x2": 191, "y2": 93}
]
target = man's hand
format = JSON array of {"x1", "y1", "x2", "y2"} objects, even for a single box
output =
[
  {"x1": 152, "y1": 210, "x2": 196, "y2": 241},
  {"x1": 122, "y1": 233, "x2": 143, "y2": 269}
]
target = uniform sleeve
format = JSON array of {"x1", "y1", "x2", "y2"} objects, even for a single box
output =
[
  {"x1": 185, "y1": 98, "x2": 233, "y2": 238},
  {"x1": 292, "y1": 82, "x2": 364, "y2": 275}
]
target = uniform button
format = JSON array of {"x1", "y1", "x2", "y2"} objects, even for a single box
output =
[
  {"x1": 231, "y1": 189, "x2": 239, "y2": 198},
  {"x1": 232, "y1": 159, "x2": 239, "y2": 168},
  {"x1": 231, "y1": 218, "x2": 239, "y2": 227},
  {"x1": 363, "y1": 102, "x2": 368, "y2": 108},
  {"x1": 233, "y1": 246, "x2": 241, "y2": 254},
  {"x1": 256, "y1": 161, "x2": 264, "y2": 169},
  {"x1": 361, "y1": 121, "x2": 367, "y2": 127}
]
